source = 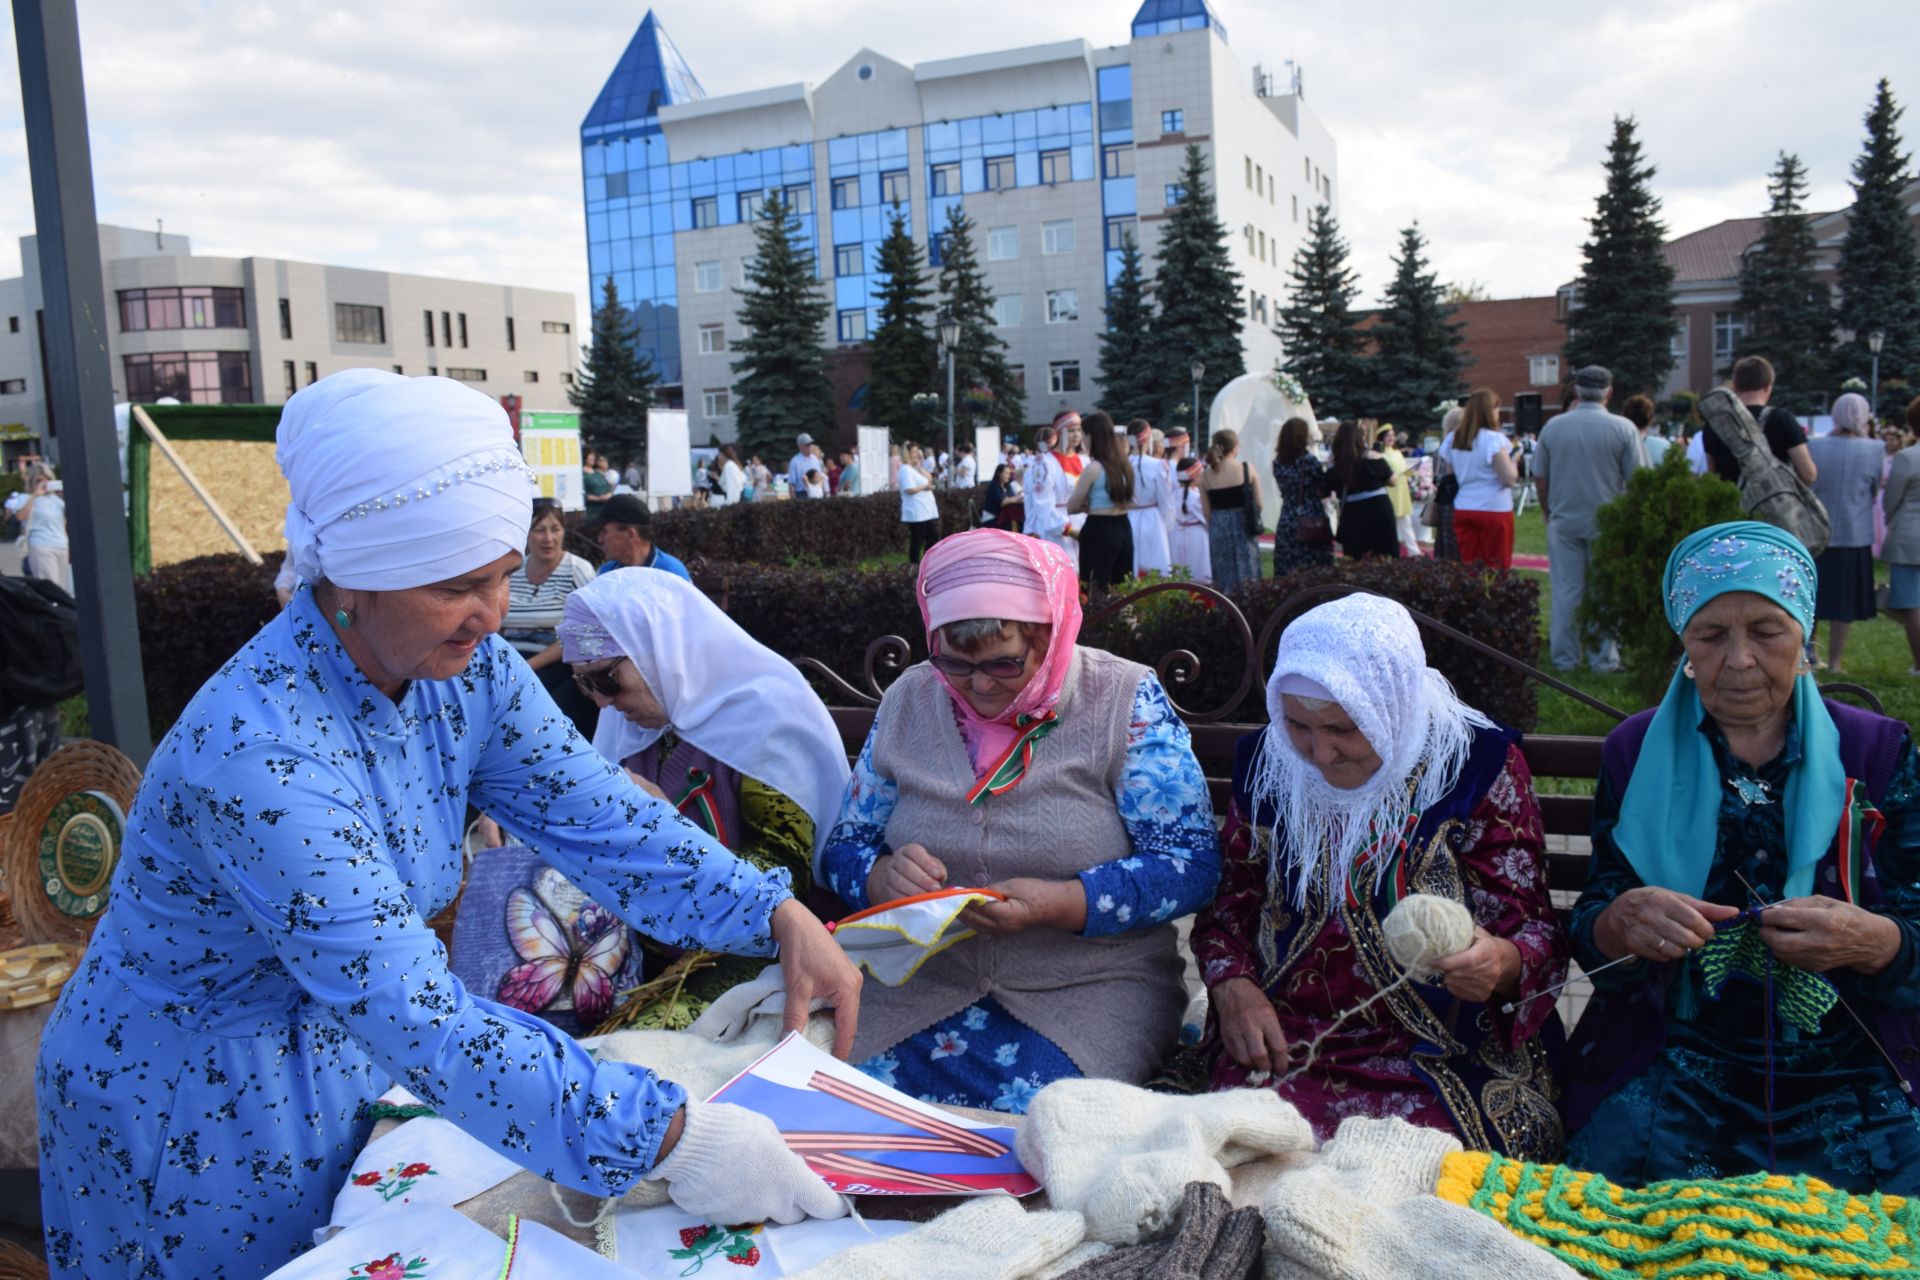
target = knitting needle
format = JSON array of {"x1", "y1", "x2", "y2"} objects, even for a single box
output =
[{"x1": 1500, "y1": 953, "x2": 1636, "y2": 1014}]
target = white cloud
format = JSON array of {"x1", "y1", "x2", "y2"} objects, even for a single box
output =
[{"x1": 0, "y1": 0, "x2": 1907, "y2": 322}]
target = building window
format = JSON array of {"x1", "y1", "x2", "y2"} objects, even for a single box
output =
[
  {"x1": 334, "y1": 303, "x2": 387, "y2": 345},
  {"x1": 1048, "y1": 360, "x2": 1081, "y2": 394},
  {"x1": 561, "y1": 372, "x2": 574, "y2": 386},
  {"x1": 1042, "y1": 220, "x2": 1074, "y2": 255},
  {"x1": 835, "y1": 244, "x2": 864, "y2": 277},
  {"x1": 604, "y1": 171, "x2": 629, "y2": 199},
  {"x1": 1164, "y1": 183, "x2": 1186, "y2": 207},
  {"x1": 1713, "y1": 310, "x2": 1745, "y2": 361},
  {"x1": 542, "y1": 320, "x2": 571, "y2": 334},
  {"x1": 1245, "y1": 225, "x2": 1256, "y2": 255},
  {"x1": 698, "y1": 324, "x2": 727, "y2": 354},
  {"x1": 1104, "y1": 215, "x2": 1137, "y2": 250},
  {"x1": 691, "y1": 196, "x2": 719, "y2": 229},
  {"x1": 277, "y1": 298, "x2": 291, "y2": 340},
  {"x1": 428, "y1": 366, "x2": 437, "y2": 376},
  {"x1": 930, "y1": 163, "x2": 961, "y2": 197},
  {"x1": 1039, "y1": 149, "x2": 1070, "y2": 184},
  {"x1": 880, "y1": 170, "x2": 909, "y2": 205},
  {"x1": 283, "y1": 360, "x2": 296, "y2": 396},
  {"x1": 1010, "y1": 364, "x2": 1026, "y2": 394},
  {"x1": 458, "y1": 313, "x2": 468, "y2": 348},
  {"x1": 1161, "y1": 109, "x2": 1184, "y2": 134},
  {"x1": 1257, "y1": 230, "x2": 1266, "y2": 261},
  {"x1": 695, "y1": 260, "x2": 723, "y2": 293},
  {"x1": 703, "y1": 388, "x2": 732, "y2": 417},
  {"x1": 992, "y1": 295, "x2": 1023, "y2": 327},
  {"x1": 425, "y1": 309, "x2": 436, "y2": 347},
  {"x1": 837, "y1": 309, "x2": 868, "y2": 343},
  {"x1": 441, "y1": 312, "x2": 452, "y2": 347},
  {"x1": 1246, "y1": 156, "x2": 1253, "y2": 188},
  {"x1": 444, "y1": 367, "x2": 487, "y2": 382},
  {"x1": 738, "y1": 190, "x2": 767, "y2": 222},
  {"x1": 1046, "y1": 289, "x2": 1079, "y2": 324},
  {"x1": 831, "y1": 176, "x2": 860, "y2": 210},
  {"x1": 392, "y1": 365, "x2": 402, "y2": 374},
  {"x1": 985, "y1": 156, "x2": 1016, "y2": 191},
  {"x1": 1255, "y1": 162, "x2": 1263, "y2": 191},
  {"x1": 929, "y1": 232, "x2": 950, "y2": 268},
  {"x1": 117, "y1": 286, "x2": 245, "y2": 332},
  {"x1": 1670, "y1": 322, "x2": 1689, "y2": 359},
  {"x1": 783, "y1": 183, "x2": 813, "y2": 215},
  {"x1": 525, "y1": 370, "x2": 539, "y2": 383},
  {"x1": 0, "y1": 378, "x2": 23, "y2": 395},
  {"x1": 1292, "y1": 194, "x2": 1299, "y2": 222},
  {"x1": 305, "y1": 360, "x2": 318, "y2": 385},
  {"x1": 1102, "y1": 145, "x2": 1134, "y2": 178},
  {"x1": 989, "y1": 226, "x2": 1019, "y2": 260},
  {"x1": 1528, "y1": 355, "x2": 1560, "y2": 387},
  {"x1": 1305, "y1": 157, "x2": 1312, "y2": 182}
]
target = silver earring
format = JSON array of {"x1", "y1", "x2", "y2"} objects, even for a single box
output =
[{"x1": 1682, "y1": 661, "x2": 1695, "y2": 678}]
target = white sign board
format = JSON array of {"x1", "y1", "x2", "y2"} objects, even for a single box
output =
[
  {"x1": 519, "y1": 410, "x2": 585, "y2": 511},
  {"x1": 973, "y1": 427, "x2": 1000, "y2": 485},
  {"x1": 857, "y1": 425, "x2": 891, "y2": 497},
  {"x1": 646, "y1": 410, "x2": 693, "y2": 499}
]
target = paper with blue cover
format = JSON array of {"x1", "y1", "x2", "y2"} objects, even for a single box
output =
[
  {"x1": 826, "y1": 886, "x2": 1005, "y2": 987},
  {"x1": 707, "y1": 1030, "x2": 1041, "y2": 1198}
]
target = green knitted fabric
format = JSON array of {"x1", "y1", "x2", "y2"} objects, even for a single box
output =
[
  {"x1": 1697, "y1": 919, "x2": 1839, "y2": 1036},
  {"x1": 1437, "y1": 1150, "x2": 1919, "y2": 1277}
]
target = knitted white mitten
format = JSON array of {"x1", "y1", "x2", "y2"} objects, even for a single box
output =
[
  {"x1": 1261, "y1": 1118, "x2": 1578, "y2": 1280},
  {"x1": 1018, "y1": 1080, "x2": 1315, "y2": 1244},
  {"x1": 782, "y1": 1197, "x2": 1088, "y2": 1280}
]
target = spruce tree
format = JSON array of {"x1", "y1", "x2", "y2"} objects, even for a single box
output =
[
  {"x1": 1835, "y1": 79, "x2": 1920, "y2": 405},
  {"x1": 1366, "y1": 222, "x2": 1468, "y2": 426},
  {"x1": 1563, "y1": 116, "x2": 1676, "y2": 397},
  {"x1": 934, "y1": 203, "x2": 1026, "y2": 434},
  {"x1": 1734, "y1": 153, "x2": 1833, "y2": 413},
  {"x1": 1275, "y1": 204, "x2": 1368, "y2": 419},
  {"x1": 1096, "y1": 231, "x2": 1156, "y2": 422},
  {"x1": 731, "y1": 194, "x2": 837, "y2": 460},
  {"x1": 864, "y1": 207, "x2": 938, "y2": 432},
  {"x1": 1146, "y1": 144, "x2": 1245, "y2": 435},
  {"x1": 568, "y1": 275, "x2": 656, "y2": 465}
]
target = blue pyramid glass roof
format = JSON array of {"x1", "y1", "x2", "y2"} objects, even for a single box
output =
[
  {"x1": 582, "y1": 11, "x2": 707, "y2": 134},
  {"x1": 1131, "y1": 0, "x2": 1228, "y2": 42}
]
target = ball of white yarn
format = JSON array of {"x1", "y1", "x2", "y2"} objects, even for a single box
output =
[{"x1": 1381, "y1": 894, "x2": 1474, "y2": 973}]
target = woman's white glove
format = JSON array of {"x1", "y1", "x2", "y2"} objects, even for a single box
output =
[{"x1": 651, "y1": 1100, "x2": 848, "y2": 1225}]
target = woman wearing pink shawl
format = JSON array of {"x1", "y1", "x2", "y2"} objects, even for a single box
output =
[{"x1": 820, "y1": 528, "x2": 1221, "y2": 1111}]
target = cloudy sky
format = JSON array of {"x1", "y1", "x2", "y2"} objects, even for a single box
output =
[{"x1": 0, "y1": 0, "x2": 1907, "y2": 325}]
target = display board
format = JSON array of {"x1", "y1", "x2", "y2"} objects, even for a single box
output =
[
  {"x1": 646, "y1": 410, "x2": 693, "y2": 499},
  {"x1": 857, "y1": 425, "x2": 891, "y2": 497},
  {"x1": 973, "y1": 427, "x2": 1000, "y2": 486},
  {"x1": 520, "y1": 411, "x2": 584, "y2": 511}
]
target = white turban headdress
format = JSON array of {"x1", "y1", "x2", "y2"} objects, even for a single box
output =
[{"x1": 276, "y1": 369, "x2": 536, "y2": 589}]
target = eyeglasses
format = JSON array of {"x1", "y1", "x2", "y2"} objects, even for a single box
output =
[
  {"x1": 572, "y1": 655, "x2": 629, "y2": 698},
  {"x1": 928, "y1": 647, "x2": 1030, "y2": 681}
]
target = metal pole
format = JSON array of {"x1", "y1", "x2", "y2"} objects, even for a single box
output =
[
  {"x1": 1191, "y1": 378, "x2": 1201, "y2": 447},
  {"x1": 1872, "y1": 352, "x2": 1881, "y2": 414},
  {"x1": 944, "y1": 348, "x2": 955, "y2": 490},
  {"x1": 14, "y1": 0, "x2": 153, "y2": 765}
]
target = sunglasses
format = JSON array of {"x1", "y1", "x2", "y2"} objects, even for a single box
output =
[
  {"x1": 928, "y1": 647, "x2": 1030, "y2": 681},
  {"x1": 572, "y1": 655, "x2": 629, "y2": 698}
]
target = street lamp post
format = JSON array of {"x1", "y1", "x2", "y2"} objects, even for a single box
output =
[
  {"x1": 1869, "y1": 329, "x2": 1886, "y2": 415},
  {"x1": 939, "y1": 310, "x2": 961, "y2": 488},
  {"x1": 1190, "y1": 359, "x2": 1206, "y2": 449}
]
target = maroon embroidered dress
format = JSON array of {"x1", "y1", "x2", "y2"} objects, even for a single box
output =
[{"x1": 1191, "y1": 730, "x2": 1569, "y2": 1157}]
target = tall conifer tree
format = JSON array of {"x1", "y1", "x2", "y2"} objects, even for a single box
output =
[
  {"x1": 731, "y1": 194, "x2": 837, "y2": 459},
  {"x1": 865, "y1": 207, "x2": 937, "y2": 432},
  {"x1": 1275, "y1": 205, "x2": 1368, "y2": 419},
  {"x1": 569, "y1": 276, "x2": 656, "y2": 465},
  {"x1": 1835, "y1": 79, "x2": 1920, "y2": 403},
  {"x1": 1146, "y1": 145, "x2": 1245, "y2": 433},
  {"x1": 1366, "y1": 222, "x2": 1468, "y2": 426},
  {"x1": 1096, "y1": 232, "x2": 1156, "y2": 423},
  {"x1": 934, "y1": 204, "x2": 1026, "y2": 434},
  {"x1": 1563, "y1": 117, "x2": 1676, "y2": 397},
  {"x1": 1734, "y1": 153, "x2": 1833, "y2": 412}
]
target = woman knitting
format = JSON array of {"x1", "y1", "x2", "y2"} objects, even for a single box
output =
[
  {"x1": 820, "y1": 528, "x2": 1221, "y2": 1112},
  {"x1": 1191, "y1": 592, "x2": 1568, "y2": 1158},
  {"x1": 35, "y1": 371, "x2": 860, "y2": 1278},
  {"x1": 1566, "y1": 521, "x2": 1920, "y2": 1192}
]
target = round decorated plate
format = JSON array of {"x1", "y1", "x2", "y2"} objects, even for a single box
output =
[{"x1": 35, "y1": 790, "x2": 126, "y2": 922}]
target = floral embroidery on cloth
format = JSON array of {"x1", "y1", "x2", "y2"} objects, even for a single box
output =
[{"x1": 324, "y1": 1117, "x2": 524, "y2": 1240}]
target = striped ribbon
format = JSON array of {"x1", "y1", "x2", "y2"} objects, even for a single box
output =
[
  {"x1": 1346, "y1": 810, "x2": 1424, "y2": 911},
  {"x1": 1834, "y1": 776, "x2": 1880, "y2": 906},
  {"x1": 966, "y1": 712, "x2": 1060, "y2": 806},
  {"x1": 673, "y1": 768, "x2": 729, "y2": 847}
]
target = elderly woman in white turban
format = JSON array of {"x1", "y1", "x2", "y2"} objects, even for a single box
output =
[
  {"x1": 1190, "y1": 592, "x2": 1569, "y2": 1158},
  {"x1": 34, "y1": 372, "x2": 860, "y2": 1279}
]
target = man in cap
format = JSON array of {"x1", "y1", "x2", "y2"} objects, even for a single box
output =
[
  {"x1": 597, "y1": 492, "x2": 693, "y2": 582},
  {"x1": 786, "y1": 433, "x2": 818, "y2": 498},
  {"x1": 1534, "y1": 364, "x2": 1643, "y2": 670}
]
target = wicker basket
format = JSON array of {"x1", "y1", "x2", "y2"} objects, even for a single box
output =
[
  {"x1": 0, "y1": 1237, "x2": 48, "y2": 1280},
  {"x1": 3, "y1": 741, "x2": 142, "y2": 948}
]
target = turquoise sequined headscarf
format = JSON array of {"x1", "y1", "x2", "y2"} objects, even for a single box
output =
[{"x1": 1613, "y1": 521, "x2": 1841, "y2": 900}]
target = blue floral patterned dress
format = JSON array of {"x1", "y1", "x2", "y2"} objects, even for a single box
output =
[
  {"x1": 820, "y1": 675, "x2": 1219, "y2": 1112},
  {"x1": 35, "y1": 587, "x2": 793, "y2": 1278}
]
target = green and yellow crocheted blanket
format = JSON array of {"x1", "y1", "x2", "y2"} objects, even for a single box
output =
[{"x1": 1437, "y1": 1151, "x2": 1916, "y2": 1277}]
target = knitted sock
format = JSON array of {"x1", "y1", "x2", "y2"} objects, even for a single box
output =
[
  {"x1": 1436, "y1": 1150, "x2": 1920, "y2": 1277},
  {"x1": 1056, "y1": 1182, "x2": 1257, "y2": 1280},
  {"x1": 1204, "y1": 1203, "x2": 1264, "y2": 1280},
  {"x1": 780, "y1": 1196, "x2": 1086, "y2": 1280}
]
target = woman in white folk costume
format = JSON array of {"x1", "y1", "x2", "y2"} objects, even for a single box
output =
[
  {"x1": 1167, "y1": 454, "x2": 1213, "y2": 584},
  {"x1": 1127, "y1": 419, "x2": 1173, "y2": 577},
  {"x1": 1192, "y1": 592, "x2": 1569, "y2": 1156},
  {"x1": 34, "y1": 371, "x2": 860, "y2": 1279}
]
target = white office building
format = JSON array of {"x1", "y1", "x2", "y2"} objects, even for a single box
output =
[{"x1": 580, "y1": 0, "x2": 1338, "y2": 440}]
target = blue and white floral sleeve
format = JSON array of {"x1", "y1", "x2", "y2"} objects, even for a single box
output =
[
  {"x1": 1080, "y1": 674, "x2": 1222, "y2": 937},
  {"x1": 818, "y1": 725, "x2": 896, "y2": 911}
]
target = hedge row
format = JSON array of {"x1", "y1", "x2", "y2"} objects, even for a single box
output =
[
  {"x1": 648, "y1": 490, "x2": 978, "y2": 566},
  {"x1": 130, "y1": 547, "x2": 1542, "y2": 738}
]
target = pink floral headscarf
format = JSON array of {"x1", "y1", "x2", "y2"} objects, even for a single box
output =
[{"x1": 915, "y1": 528, "x2": 1083, "y2": 770}]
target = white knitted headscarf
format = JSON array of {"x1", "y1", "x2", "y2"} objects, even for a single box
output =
[
  {"x1": 1247, "y1": 593, "x2": 1492, "y2": 909},
  {"x1": 276, "y1": 369, "x2": 536, "y2": 589}
]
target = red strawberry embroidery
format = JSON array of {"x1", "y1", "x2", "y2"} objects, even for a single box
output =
[
  {"x1": 680, "y1": 1225, "x2": 711, "y2": 1248},
  {"x1": 729, "y1": 1246, "x2": 761, "y2": 1266}
]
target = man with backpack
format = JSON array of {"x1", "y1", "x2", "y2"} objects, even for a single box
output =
[
  {"x1": 1534, "y1": 365, "x2": 1643, "y2": 671},
  {"x1": 1695, "y1": 355, "x2": 1831, "y2": 560},
  {"x1": 1703, "y1": 356, "x2": 1817, "y2": 488}
]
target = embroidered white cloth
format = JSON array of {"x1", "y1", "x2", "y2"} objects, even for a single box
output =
[
  {"x1": 1246, "y1": 592, "x2": 1493, "y2": 909},
  {"x1": 830, "y1": 888, "x2": 1001, "y2": 987},
  {"x1": 608, "y1": 1202, "x2": 913, "y2": 1275},
  {"x1": 265, "y1": 1204, "x2": 505, "y2": 1279},
  {"x1": 322, "y1": 1116, "x2": 528, "y2": 1240},
  {"x1": 276, "y1": 369, "x2": 535, "y2": 589},
  {"x1": 502, "y1": 1216, "x2": 638, "y2": 1277}
]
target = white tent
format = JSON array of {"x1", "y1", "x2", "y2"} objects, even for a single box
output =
[{"x1": 1207, "y1": 374, "x2": 1315, "y2": 531}]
